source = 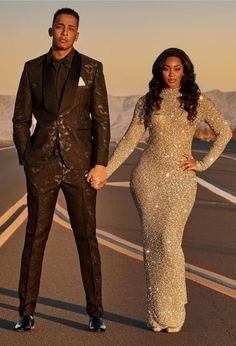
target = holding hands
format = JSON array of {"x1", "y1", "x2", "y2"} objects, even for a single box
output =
[
  {"x1": 86, "y1": 165, "x2": 107, "y2": 190},
  {"x1": 86, "y1": 153, "x2": 197, "y2": 190}
]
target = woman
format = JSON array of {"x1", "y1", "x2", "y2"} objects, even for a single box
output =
[{"x1": 92, "y1": 48, "x2": 232, "y2": 332}]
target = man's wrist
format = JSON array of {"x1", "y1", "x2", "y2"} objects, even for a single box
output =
[
  {"x1": 94, "y1": 160, "x2": 107, "y2": 167},
  {"x1": 94, "y1": 164, "x2": 106, "y2": 168}
]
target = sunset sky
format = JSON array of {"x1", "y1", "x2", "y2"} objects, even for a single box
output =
[{"x1": 1, "y1": 1, "x2": 236, "y2": 96}]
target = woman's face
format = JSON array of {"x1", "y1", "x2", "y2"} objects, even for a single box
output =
[{"x1": 162, "y1": 56, "x2": 184, "y2": 89}]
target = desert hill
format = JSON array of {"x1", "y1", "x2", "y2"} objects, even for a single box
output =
[{"x1": 1, "y1": 90, "x2": 236, "y2": 143}]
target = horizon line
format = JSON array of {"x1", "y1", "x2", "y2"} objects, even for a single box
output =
[{"x1": 1, "y1": 89, "x2": 236, "y2": 98}]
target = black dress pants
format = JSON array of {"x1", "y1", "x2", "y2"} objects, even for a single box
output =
[{"x1": 18, "y1": 156, "x2": 103, "y2": 317}]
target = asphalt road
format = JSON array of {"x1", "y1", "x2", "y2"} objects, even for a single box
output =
[{"x1": 0, "y1": 145, "x2": 236, "y2": 346}]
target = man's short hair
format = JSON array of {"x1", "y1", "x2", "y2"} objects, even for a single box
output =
[{"x1": 52, "y1": 8, "x2": 80, "y2": 28}]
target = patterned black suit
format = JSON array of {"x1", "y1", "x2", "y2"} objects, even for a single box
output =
[{"x1": 13, "y1": 49, "x2": 110, "y2": 318}]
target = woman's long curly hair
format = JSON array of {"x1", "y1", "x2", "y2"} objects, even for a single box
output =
[{"x1": 145, "y1": 48, "x2": 201, "y2": 123}]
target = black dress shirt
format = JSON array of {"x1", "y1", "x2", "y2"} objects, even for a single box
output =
[
  {"x1": 46, "y1": 48, "x2": 75, "y2": 107},
  {"x1": 46, "y1": 48, "x2": 75, "y2": 161}
]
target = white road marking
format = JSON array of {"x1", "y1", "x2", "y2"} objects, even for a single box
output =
[
  {"x1": 107, "y1": 182, "x2": 130, "y2": 187},
  {"x1": 193, "y1": 149, "x2": 236, "y2": 161},
  {"x1": 53, "y1": 205, "x2": 236, "y2": 299},
  {"x1": 136, "y1": 146, "x2": 236, "y2": 161},
  {"x1": 0, "y1": 146, "x2": 15, "y2": 151},
  {"x1": 1, "y1": 195, "x2": 236, "y2": 298},
  {"x1": 107, "y1": 179, "x2": 236, "y2": 205},
  {"x1": 197, "y1": 177, "x2": 236, "y2": 204}
]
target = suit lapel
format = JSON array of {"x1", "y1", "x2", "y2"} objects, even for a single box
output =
[
  {"x1": 59, "y1": 50, "x2": 82, "y2": 114},
  {"x1": 42, "y1": 56, "x2": 58, "y2": 116}
]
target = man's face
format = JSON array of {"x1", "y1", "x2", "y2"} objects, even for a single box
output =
[{"x1": 50, "y1": 14, "x2": 79, "y2": 51}]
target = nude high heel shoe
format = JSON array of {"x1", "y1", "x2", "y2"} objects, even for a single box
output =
[
  {"x1": 166, "y1": 326, "x2": 182, "y2": 333},
  {"x1": 147, "y1": 321, "x2": 163, "y2": 332}
]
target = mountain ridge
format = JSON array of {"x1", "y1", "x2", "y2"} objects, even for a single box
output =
[{"x1": 1, "y1": 90, "x2": 236, "y2": 142}]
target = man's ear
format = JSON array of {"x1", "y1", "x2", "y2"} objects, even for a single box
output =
[
  {"x1": 48, "y1": 28, "x2": 53, "y2": 37},
  {"x1": 75, "y1": 32, "x2": 79, "y2": 41}
]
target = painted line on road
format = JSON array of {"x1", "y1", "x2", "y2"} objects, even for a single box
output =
[
  {"x1": 0, "y1": 146, "x2": 15, "y2": 151},
  {"x1": 0, "y1": 195, "x2": 27, "y2": 247},
  {"x1": 53, "y1": 213, "x2": 70, "y2": 229},
  {"x1": 54, "y1": 205, "x2": 236, "y2": 299},
  {"x1": 56, "y1": 203, "x2": 69, "y2": 218},
  {"x1": 192, "y1": 149, "x2": 236, "y2": 161},
  {"x1": 197, "y1": 176, "x2": 236, "y2": 204},
  {"x1": 0, "y1": 194, "x2": 26, "y2": 227},
  {"x1": 136, "y1": 146, "x2": 236, "y2": 200},
  {"x1": 1, "y1": 195, "x2": 235, "y2": 298},
  {"x1": 98, "y1": 237, "x2": 142, "y2": 262},
  {"x1": 107, "y1": 182, "x2": 130, "y2": 187},
  {"x1": 136, "y1": 146, "x2": 236, "y2": 161},
  {"x1": 54, "y1": 211, "x2": 144, "y2": 262},
  {"x1": 0, "y1": 205, "x2": 27, "y2": 235},
  {"x1": 107, "y1": 179, "x2": 236, "y2": 205},
  {"x1": 0, "y1": 208, "x2": 27, "y2": 248},
  {"x1": 135, "y1": 146, "x2": 236, "y2": 202}
]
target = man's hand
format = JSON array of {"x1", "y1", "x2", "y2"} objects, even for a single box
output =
[{"x1": 86, "y1": 165, "x2": 107, "y2": 190}]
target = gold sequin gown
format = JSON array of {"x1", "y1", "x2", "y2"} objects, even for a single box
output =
[{"x1": 106, "y1": 88, "x2": 232, "y2": 328}]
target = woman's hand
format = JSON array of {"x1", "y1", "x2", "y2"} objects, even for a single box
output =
[
  {"x1": 90, "y1": 177, "x2": 107, "y2": 190},
  {"x1": 178, "y1": 154, "x2": 197, "y2": 171},
  {"x1": 86, "y1": 165, "x2": 107, "y2": 190}
]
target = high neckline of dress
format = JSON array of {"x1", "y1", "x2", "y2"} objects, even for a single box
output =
[{"x1": 161, "y1": 88, "x2": 181, "y2": 97}]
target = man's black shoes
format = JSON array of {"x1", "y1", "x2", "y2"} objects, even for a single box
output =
[
  {"x1": 15, "y1": 315, "x2": 106, "y2": 332},
  {"x1": 15, "y1": 316, "x2": 35, "y2": 331},
  {"x1": 89, "y1": 316, "x2": 106, "y2": 332}
]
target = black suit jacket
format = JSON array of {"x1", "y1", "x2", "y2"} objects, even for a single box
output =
[{"x1": 13, "y1": 50, "x2": 110, "y2": 169}]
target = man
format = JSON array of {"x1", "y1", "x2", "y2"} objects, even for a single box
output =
[{"x1": 13, "y1": 8, "x2": 110, "y2": 331}]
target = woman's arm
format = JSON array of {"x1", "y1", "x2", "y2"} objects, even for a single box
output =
[
  {"x1": 106, "y1": 96, "x2": 147, "y2": 178},
  {"x1": 195, "y1": 94, "x2": 232, "y2": 171}
]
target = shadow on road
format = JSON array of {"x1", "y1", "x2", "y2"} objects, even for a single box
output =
[
  {"x1": 183, "y1": 239, "x2": 236, "y2": 257},
  {"x1": 0, "y1": 288, "x2": 147, "y2": 331}
]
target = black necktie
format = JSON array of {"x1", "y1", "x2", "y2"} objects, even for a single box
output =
[{"x1": 52, "y1": 58, "x2": 70, "y2": 71}]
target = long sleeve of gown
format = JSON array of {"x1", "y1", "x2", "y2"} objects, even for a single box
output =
[
  {"x1": 195, "y1": 95, "x2": 232, "y2": 171},
  {"x1": 106, "y1": 96, "x2": 146, "y2": 178}
]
